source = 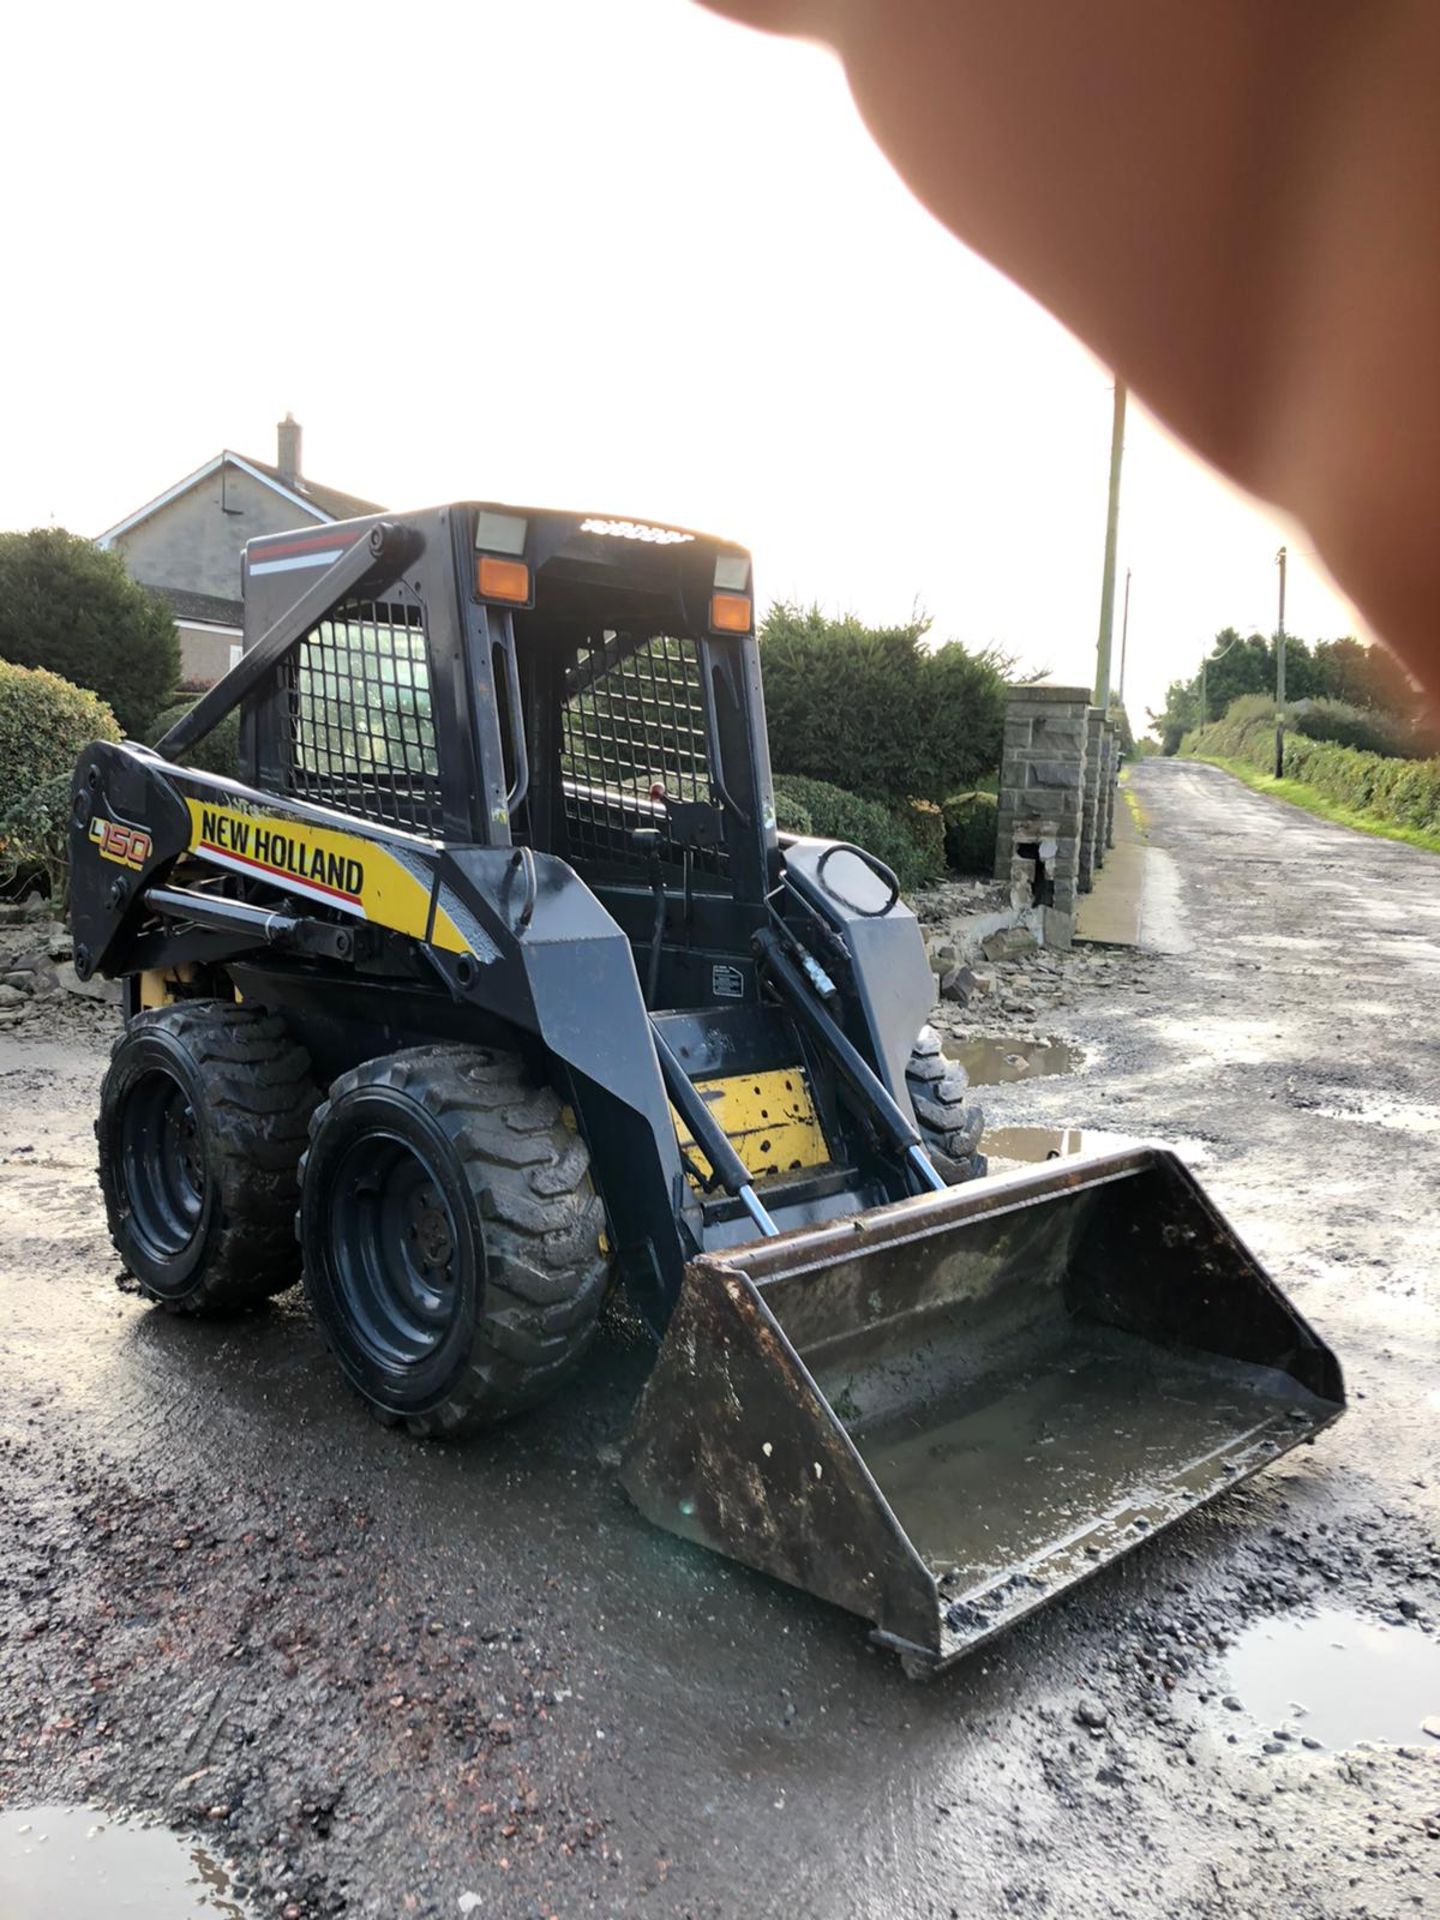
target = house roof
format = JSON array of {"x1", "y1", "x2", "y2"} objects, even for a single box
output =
[
  {"x1": 146, "y1": 584, "x2": 244, "y2": 629},
  {"x1": 238, "y1": 456, "x2": 382, "y2": 525},
  {"x1": 96, "y1": 450, "x2": 384, "y2": 548}
]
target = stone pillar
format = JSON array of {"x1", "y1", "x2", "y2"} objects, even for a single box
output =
[
  {"x1": 1078, "y1": 707, "x2": 1105, "y2": 892},
  {"x1": 994, "y1": 681, "x2": 1090, "y2": 949},
  {"x1": 1102, "y1": 723, "x2": 1120, "y2": 850}
]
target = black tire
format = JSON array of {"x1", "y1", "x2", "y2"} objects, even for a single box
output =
[
  {"x1": 906, "y1": 1024, "x2": 987, "y2": 1182},
  {"x1": 98, "y1": 1001, "x2": 320, "y2": 1314},
  {"x1": 298, "y1": 1045, "x2": 610, "y2": 1436}
]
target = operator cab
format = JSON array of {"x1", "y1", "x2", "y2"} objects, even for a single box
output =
[{"x1": 241, "y1": 502, "x2": 779, "y2": 1015}]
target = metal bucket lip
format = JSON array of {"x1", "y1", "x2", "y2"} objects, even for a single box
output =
[
  {"x1": 879, "y1": 1383, "x2": 1347, "y2": 1675},
  {"x1": 702, "y1": 1141, "x2": 1175, "y2": 1289}
]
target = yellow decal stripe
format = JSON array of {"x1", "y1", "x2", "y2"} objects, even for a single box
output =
[{"x1": 183, "y1": 798, "x2": 469, "y2": 953}]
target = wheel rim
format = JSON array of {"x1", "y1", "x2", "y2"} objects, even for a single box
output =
[
  {"x1": 328, "y1": 1130, "x2": 464, "y2": 1369},
  {"x1": 119, "y1": 1067, "x2": 206, "y2": 1262}
]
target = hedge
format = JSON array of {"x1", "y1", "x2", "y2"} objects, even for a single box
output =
[
  {"x1": 1183, "y1": 691, "x2": 1427, "y2": 764},
  {"x1": 941, "y1": 790, "x2": 999, "y2": 874},
  {"x1": 760, "y1": 604, "x2": 1007, "y2": 807},
  {"x1": 1184, "y1": 693, "x2": 1440, "y2": 836},
  {"x1": 1282, "y1": 734, "x2": 1440, "y2": 831},
  {"x1": 0, "y1": 659, "x2": 120, "y2": 895},
  {"x1": 772, "y1": 774, "x2": 945, "y2": 891},
  {"x1": 147, "y1": 698, "x2": 240, "y2": 779}
]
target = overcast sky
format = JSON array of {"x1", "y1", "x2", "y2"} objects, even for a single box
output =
[{"x1": 2, "y1": 0, "x2": 1369, "y2": 732}]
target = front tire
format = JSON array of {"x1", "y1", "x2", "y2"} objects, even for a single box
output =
[
  {"x1": 98, "y1": 1002, "x2": 319, "y2": 1313},
  {"x1": 298, "y1": 1045, "x2": 610, "y2": 1436},
  {"x1": 906, "y1": 1025, "x2": 987, "y2": 1182}
]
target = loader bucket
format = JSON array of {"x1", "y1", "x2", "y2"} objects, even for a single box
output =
[{"x1": 620, "y1": 1146, "x2": 1344, "y2": 1675}]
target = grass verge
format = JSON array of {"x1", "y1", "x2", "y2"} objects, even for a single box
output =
[{"x1": 1193, "y1": 754, "x2": 1440, "y2": 857}]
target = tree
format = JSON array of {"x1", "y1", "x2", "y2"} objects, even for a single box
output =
[
  {"x1": 1310, "y1": 635, "x2": 1418, "y2": 718},
  {"x1": 0, "y1": 528, "x2": 179, "y2": 737},
  {"x1": 1151, "y1": 627, "x2": 1315, "y2": 750},
  {"x1": 1150, "y1": 625, "x2": 1422, "y2": 754}
]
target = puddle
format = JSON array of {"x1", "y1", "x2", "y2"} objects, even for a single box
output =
[
  {"x1": 943, "y1": 1035, "x2": 1082, "y2": 1086},
  {"x1": 0, "y1": 1806, "x2": 246, "y2": 1918},
  {"x1": 1218, "y1": 1608, "x2": 1440, "y2": 1750},
  {"x1": 981, "y1": 1125, "x2": 1137, "y2": 1164}
]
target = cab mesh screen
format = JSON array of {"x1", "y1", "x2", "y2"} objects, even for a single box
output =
[
  {"x1": 280, "y1": 594, "x2": 442, "y2": 833},
  {"x1": 560, "y1": 633, "x2": 722, "y2": 874}
]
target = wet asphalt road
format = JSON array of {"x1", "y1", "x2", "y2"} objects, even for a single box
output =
[{"x1": 1, "y1": 755, "x2": 1438, "y2": 1919}]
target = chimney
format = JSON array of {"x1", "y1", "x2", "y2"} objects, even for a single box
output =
[{"x1": 277, "y1": 412, "x2": 302, "y2": 485}]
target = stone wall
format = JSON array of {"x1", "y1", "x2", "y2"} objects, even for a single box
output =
[
  {"x1": 993, "y1": 682, "x2": 1091, "y2": 948},
  {"x1": 1078, "y1": 707, "x2": 1105, "y2": 892}
]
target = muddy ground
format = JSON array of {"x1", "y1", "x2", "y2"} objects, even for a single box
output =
[{"x1": 1, "y1": 756, "x2": 1437, "y2": 1918}]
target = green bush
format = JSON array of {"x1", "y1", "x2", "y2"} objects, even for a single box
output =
[
  {"x1": 1178, "y1": 691, "x2": 1276, "y2": 762},
  {"x1": 772, "y1": 784, "x2": 812, "y2": 836},
  {"x1": 147, "y1": 698, "x2": 240, "y2": 779},
  {"x1": 771, "y1": 774, "x2": 945, "y2": 891},
  {"x1": 760, "y1": 603, "x2": 1008, "y2": 807},
  {"x1": 0, "y1": 659, "x2": 120, "y2": 895},
  {"x1": 903, "y1": 799, "x2": 947, "y2": 877},
  {"x1": 1288, "y1": 698, "x2": 1421, "y2": 759},
  {"x1": 0, "y1": 528, "x2": 180, "y2": 737},
  {"x1": 941, "y1": 790, "x2": 999, "y2": 874}
]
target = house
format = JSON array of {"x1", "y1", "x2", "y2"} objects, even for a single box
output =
[{"x1": 97, "y1": 415, "x2": 383, "y2": 686}]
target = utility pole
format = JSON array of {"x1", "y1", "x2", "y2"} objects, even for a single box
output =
[
  {"x1": 1274, "y1": 544, "x2": 1288, "y2": 778},
  {"x1": 1117, "y1": 567, "x2": 1132, "y2": 705},
  {"x1": 1094, "y1": 379, "x2": 1127, "y2": 709}
]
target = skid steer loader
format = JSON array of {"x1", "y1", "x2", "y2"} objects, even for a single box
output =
[{"x1": 69, "y1": 503, "x2": 1344, "y2": 1674}]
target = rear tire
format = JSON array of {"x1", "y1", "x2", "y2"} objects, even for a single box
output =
[
  {"x1": 906, "y1": 1025, "x2": 987, "y2": 1182},
  {"x1": 298, "y1": 1045, "x2": 610, "y2": 1436},
  {"x1": 98, "y1": 1002, "x2": 320, "y2": 1313}
]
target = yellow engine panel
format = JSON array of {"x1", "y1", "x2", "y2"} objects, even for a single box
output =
[{"x1": 673, "y1": 1066, "x2": 830, "y2": 1188}]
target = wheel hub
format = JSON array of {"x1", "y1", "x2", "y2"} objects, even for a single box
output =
[
  {"x1": 411, "y1": 1191, "x2": 454, "y2": 1270},
  {"x1": 119, "y1": 1066, "x2": 206, "y2": 1261},
  {"x1": 329, "y1": 1133, "x2": 465, "y2": 1370}
]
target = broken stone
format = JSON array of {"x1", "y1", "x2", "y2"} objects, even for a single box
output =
[
  {"x1": 0, "y1": 983, "x2": 26, "y2": 1009},
  {"x1": 54, "y1": 960, "x2": 120, "y2": 1003},
  {"x1": 981, "y1": 926, "x2": 1039, "y2": 962},
  {"x1": 940, "y1": 964, "x2": 978, "y2": 1005}
]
